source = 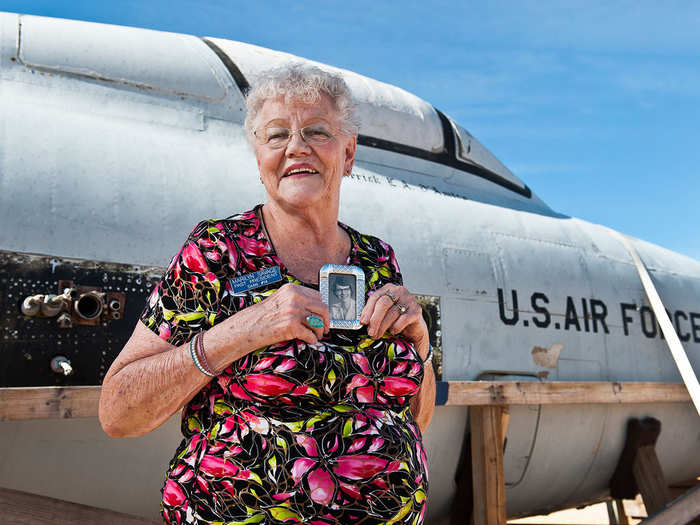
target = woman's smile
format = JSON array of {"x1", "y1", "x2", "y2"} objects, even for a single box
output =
[{"x1": 283, "y1": 163, "x2": 320, "y2": 178}]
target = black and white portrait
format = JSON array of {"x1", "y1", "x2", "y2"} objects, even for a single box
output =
[
  {"x1": 329, "y1": 274, "x2": 356, "y2": 320},
  {"x1": 319, "y1": 264, "x2": 365, "y2": 329}
]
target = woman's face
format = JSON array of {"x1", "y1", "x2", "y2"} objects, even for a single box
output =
[{"x1": 253, "y1": 94, "x2": 356, "y2": 213}]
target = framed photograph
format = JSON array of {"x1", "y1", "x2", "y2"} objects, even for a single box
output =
[{"x1": 319, "y1": 264, "x2": 365, "y2": 329}]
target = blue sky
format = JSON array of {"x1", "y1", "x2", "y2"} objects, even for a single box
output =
[{"x1": 4, "y1": 1, "x2": 699, "y2": 260}]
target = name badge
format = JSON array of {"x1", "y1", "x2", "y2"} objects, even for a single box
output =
[{"x1": 230, "y1": 266, "x2": 283, "y2": 293}]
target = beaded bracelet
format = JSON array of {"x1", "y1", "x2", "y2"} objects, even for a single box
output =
[
  {"x1": 196, "y1": 331, "x2": 218, "y2": 377},
  {"x1": 423, "y1": 344, "x2": 434, "y2": 365},
  {"x1": 189, "y1": 333, "x2": 216, "y2": 378}
]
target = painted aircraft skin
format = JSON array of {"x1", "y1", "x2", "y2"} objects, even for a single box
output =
[{"x1": 1, "y1": 12, "x2": 699, "y2": 522}]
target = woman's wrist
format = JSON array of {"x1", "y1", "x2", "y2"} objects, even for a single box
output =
[
  {"x1": 198, "y1": 305, "x2": 265, "y2": 373},
  {"x1": 421, "y1": 344, "x2": 434, "y2": 366}
]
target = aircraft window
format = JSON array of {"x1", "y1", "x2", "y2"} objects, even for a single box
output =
[
  {"x1": 449, "y1": 118, "x2": 527, "y2": 192},
  {"x1": 19, "y1": 15, "x2": 229, "y2": 102}
]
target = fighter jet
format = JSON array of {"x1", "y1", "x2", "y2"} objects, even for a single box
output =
[{"x1": 0, "y1": 12, "x2": 698, "y2": 523}]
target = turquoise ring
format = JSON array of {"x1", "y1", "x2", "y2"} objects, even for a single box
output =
[{"x1": 306, "y1": 315, "x2": 324, "y2": 328}]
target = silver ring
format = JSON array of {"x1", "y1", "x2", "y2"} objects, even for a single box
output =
[
  {"x1": 384, "y1": 290, "x2": 399, "y2": 304},
  {"x1": 395, "y1": 303, "x2": 408, "y2": 315}
]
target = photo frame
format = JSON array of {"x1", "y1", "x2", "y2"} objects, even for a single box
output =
[{"x1": 319, "y1": 264, "x2": 365, "y2": 329}]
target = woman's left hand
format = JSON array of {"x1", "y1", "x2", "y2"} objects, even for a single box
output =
[{"x1": 360, "y1": 284, "x2": 429, "y2": 358}]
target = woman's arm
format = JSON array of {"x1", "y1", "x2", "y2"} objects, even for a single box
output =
[
  {"x1": 99, "y1": 284, "x2": 330, "y2": 438},
  {"x1": 410, "y1": 360, "x2": 436, "y2": 433}
]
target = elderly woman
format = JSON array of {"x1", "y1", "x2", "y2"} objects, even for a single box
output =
[{"x1": 99, "y1": 64, "x2": 435, "y2": 524}]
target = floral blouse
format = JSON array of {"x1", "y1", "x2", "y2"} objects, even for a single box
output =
[{"x1": 141, "y1": 206, "x2": 428, "y2": 524}]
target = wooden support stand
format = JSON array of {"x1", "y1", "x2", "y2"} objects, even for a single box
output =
[
  {"x1": 643, "y1": 485, "x2": 700, "y2": 525},
  {"x1": 1, "y1": 381, "x2": 690, "y2": 421},
  {"x1": 0, "y1": 386, "x2": 100, "y2": 421},
  {"x1": 610, "y1": 417, "x2": 672, "y2": 517},
  {"x1": 439, "y1": 381, "x2": 691, "y2": 525},
  {"x1": 632, "y1": 444, "x2": 671, "y2": 515},
  {"x1": 470, "y1": 406, "x2": 508, "y2": 525}
]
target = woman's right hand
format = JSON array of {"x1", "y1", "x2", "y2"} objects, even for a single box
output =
[
  {"x1": 248, "y1": 283, "x2": 330, "y2": 347},
  {"x1": 100, "y1": 283, "x2": 330, "y2": 438}
]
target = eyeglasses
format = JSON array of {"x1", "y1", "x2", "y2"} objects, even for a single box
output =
[{"x1": 254, "y1": 123, "x2": 341, "y2": 149}]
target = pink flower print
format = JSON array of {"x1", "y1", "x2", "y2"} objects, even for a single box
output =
[
  {"x1": 275, "y1": 358, "x2": 296, "y2": 373},
  {"x1": 385, "y1": 460, "x2": 402, "y2": 473},
  {"x1": 364, "y1": 408, "x2": 386, "y2": 420},
  {"x1": 347, "y1": 438, "x2": 366, "y2": 453},
  {"x1": 392, "y1": 361, "x2": 408, "y2": 374},
  {"x1": 163, "y1": 479, "x2": 186, "y2": 507},
  {"x1": 198, "y1": 238, "x2": 215, "y2": 248},
  {"x1": 291, "y1": 385, "x2": 318, "y2": 396},
  {"x1": 220, "y1": 479, "x2": 236, "y2": 498},
  {"x1": 291, "y1": 458, "x2": 317, "y2": 484},
  {"x1": 196, "y1": 474, "x2": 210, "y2": 495},
  {"x1": 253, "y1": 356, "x2": 276, "y2": 371},
  {"x1": 223, "y1": 237, "x2": 238, "y2": 271},
  {"x1": 239, "y1": 410, "x2": 270, "y2": 435},
  {"x1": 227, "y1": 383, "x2": 252, "y2": 401},
  {"x1": 296, "y1": 434, "x2": 319, "y2": 456},
  {"x1": 381, "y1": 377, "x2": 417, "y2": 397},
  {"x1": 272, "y1": 492, "x2": 296, "y2": 501},
  {"x1": 204, "y1": 250, "x2": 221, "y2": 262},
  {"x1": 199, "y1": 455, "x2": 239, "y2": 478},
  {"x1": 181, "y1": 242, "x2": 208, "y2": 273},
  {"x1": 356, "y1": 385, "x2": 375, "y2": 403},
  {"x1": 373, "y1": 478, "x2": 389, "y2": 490},
  {"x1": 177, "y1": 467, "x2": 195, "y2": 484},
  {"x1": 326, "y1": 435, "x2": 340, "y2": 453},
  {"x1": 243, "y1": 374, "x2": 295, "y2": 396},
  {"x1": 158, "y1": 322, "x2": 171, "y2": 340},
  {"x1": 345, "y1": 374, "x2": 369, "y2": 395},
  {"x1": 352, "y1": 353, "x2": 371, "y2": 374},
  {"x1": 237, "y1": 235, "x2": 268, "y2": 257},
  {"x1": 216, "y1": 373, "x2": 230, "y2": 390},
  {"x1": 389, "y1": 249, "x2": 400, "y2": 273},
  {"x1": 243, "y1": 222, "x2": 259, "y2": 236},
  {"x1": 368, "y1": 437, "x2": 385, "y2": 453},
  {"x1": 307, "y1": 467, "x2": 334, "y2": 506},
  {"x1": 338, "y1": 481, "x2": 362, "y2": 500},
  {"x1": 333, "y1": 454, "x2": 389, "y2": 480}
]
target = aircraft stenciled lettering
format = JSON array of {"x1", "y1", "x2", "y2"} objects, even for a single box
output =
[
  {"x1": 348, "y1": 172, "x2": 464, "y2": 199},
  {"x1": 498, "y1": 288, "x2": 700, "y2": 343}
]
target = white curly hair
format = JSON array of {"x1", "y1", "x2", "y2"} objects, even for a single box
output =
[{"x1": 244, "y1": 63, "x2": 359, "y2": 146}]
